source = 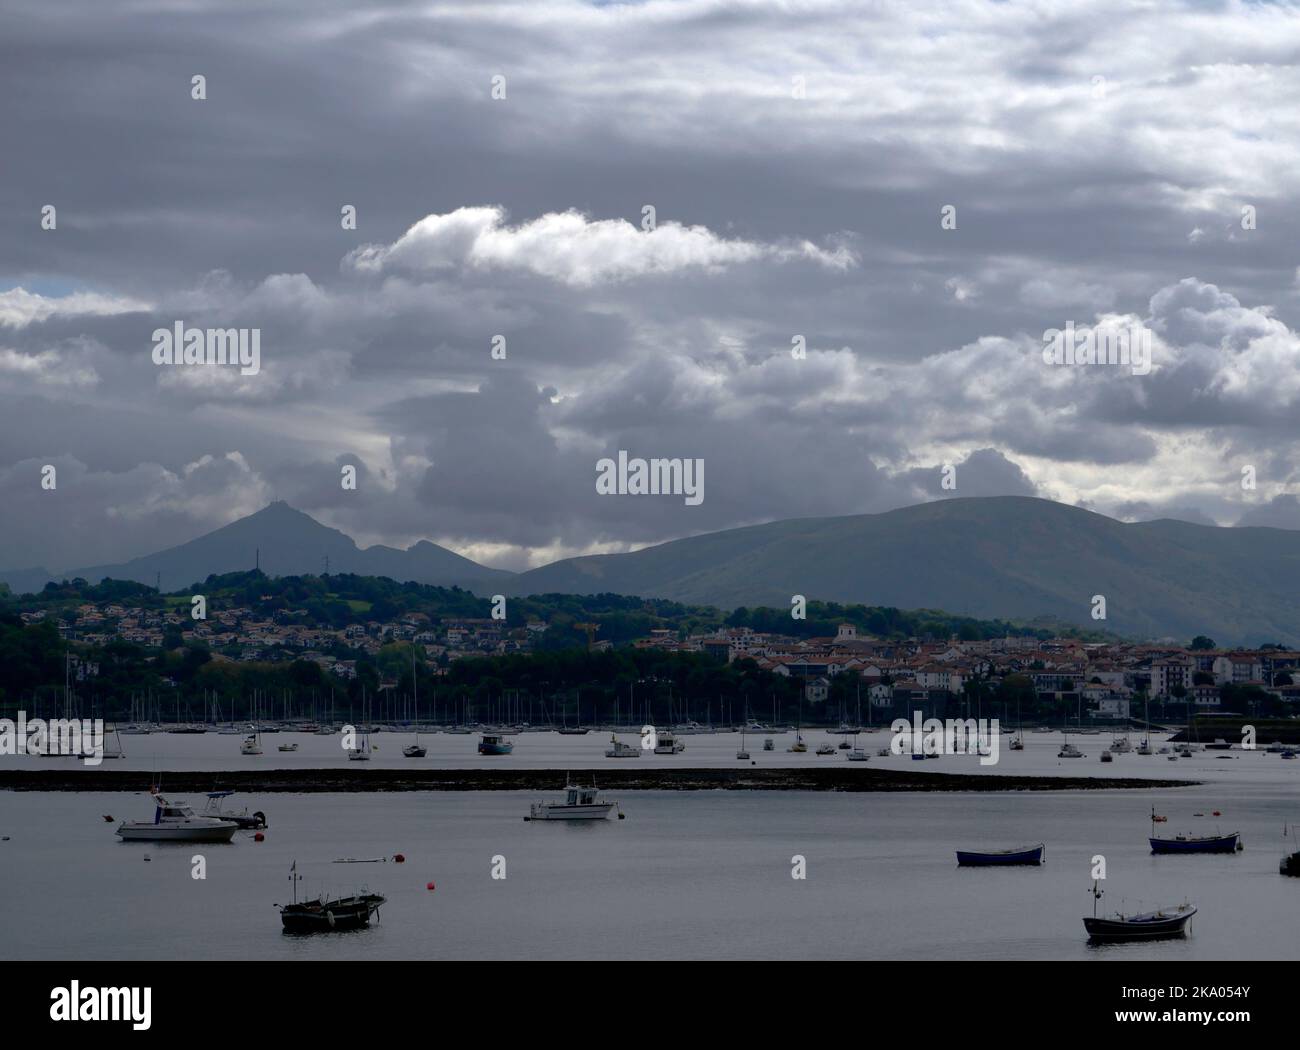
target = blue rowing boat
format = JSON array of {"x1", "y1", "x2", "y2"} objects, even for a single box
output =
[
  {"x1": 1149, "y1": 832, "x2": 1239, "y2": 854},
  {"x1": 955, "y1": 843, "x2": 1044, "y2": 866}
]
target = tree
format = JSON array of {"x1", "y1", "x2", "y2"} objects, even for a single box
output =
[{"x1": 1189, "y1": 636, "x2": 1216, "y2": 651}]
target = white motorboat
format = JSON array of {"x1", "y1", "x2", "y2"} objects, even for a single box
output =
[
  {"x1": 116, "y1": 794, "x2": 239, "y2": 843},
  {"x1": 847, "y1": 746, "x2": 868, "y2": 761},
  {"x1": 815, "y1": 743, "x2": 836, "y2": 755},
  {"x1": 653, "y1": 731, "x2": 685, "y2": 754},
  {"x1": 526, "y1": 780, "x2": 621, "y2": 821},
  {"x1": 1058, "y1": 743, "x2": 1083, "y2": 758},
  {"x1": 277, "y1": 742, "x2": 299, "y2": 752},
  {"x1": 240, "y1": 732, "x2": 262, "y2": 755},
  {"x1": 763, "y1": 738, "x2": 775, "y2": 751},
  {"x1": 605, "y1": 734, "x2": 640, "y2": 758}
]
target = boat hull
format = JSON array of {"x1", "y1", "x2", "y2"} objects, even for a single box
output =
[
  {"x1": 1084, "y1": 910, "x2": 1195, "y2": 942},
  {"x1": 1150, "y1": 833, "x2": 1239, "y2": 854},
  {"x1": 529, "y1": 803, "x2": 614, "y2": 821},
  {"x1": 956, "y1": 844, "x2": 1044, "y2": 867},
  {"x1": 117, "y1": 823, "x2": 238, "y2": 843},
  {"x1": 478, "y1": 743, "x2": 513, "y2": 755},
  {"x1": 280, "y1": 895, "x2": 385, "y2": 933}
]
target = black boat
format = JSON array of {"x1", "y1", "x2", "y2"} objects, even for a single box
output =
[
  {"x1": 280, "y1": 893, "x2": 386, "y2": 933},
  {"x1": 1083, "y1": 880, "x2": 1195, "y2": 942},
  {"x1": 1279, "y1": 824, "x2": 1300, "y2": 876},
  {"x1": 956, "y1": 843, "x2": 1044, "y2": 866},
  {"x1": 278, "y1": 861, "x2": 385, "y2": 933}
]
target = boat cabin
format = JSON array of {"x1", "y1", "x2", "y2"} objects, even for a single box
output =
[{"x1": 565, "y1": 785, "x2": 600, "y2": 807}]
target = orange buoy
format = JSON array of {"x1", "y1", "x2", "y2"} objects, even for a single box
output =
[{"x1": 253, "y1": 832, "x2": 265, "y2": 842}]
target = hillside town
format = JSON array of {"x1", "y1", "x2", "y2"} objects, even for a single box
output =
[{"x1": 17, "y1": 598, "x2": 1300, "y2": 720}]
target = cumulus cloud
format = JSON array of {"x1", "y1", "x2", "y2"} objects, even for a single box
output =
[{"x1": 345, "y1": 206, "x2": 856, "y2": 286}]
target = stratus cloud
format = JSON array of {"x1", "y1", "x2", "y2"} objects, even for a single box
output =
[
  {"x1": 0, "y1": 287, "x2": 151, "y2": 328},
  {"x1": 345, "y1": 206, "x2": 856, "y2": 286}
]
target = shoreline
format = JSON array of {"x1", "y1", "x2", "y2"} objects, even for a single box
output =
[{"x1": 0, "y1": 767, "x2": 1197, "y2": 793}]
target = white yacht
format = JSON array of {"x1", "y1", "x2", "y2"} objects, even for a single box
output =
[
  {"x1": 116, "y1": 794, "x2": 239, "y2": 842},
  {"x1": 527, "y1": 780, "x2": 620, "y2": 821}
]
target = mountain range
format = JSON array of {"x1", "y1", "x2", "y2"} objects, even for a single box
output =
[{"x1": 5, "y1": 496, "x2": 1300, "y2": 645}]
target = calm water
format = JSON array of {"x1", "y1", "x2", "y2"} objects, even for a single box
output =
[{"x1": 2, "y1": 781, "x2": 1298, "y2": 960}]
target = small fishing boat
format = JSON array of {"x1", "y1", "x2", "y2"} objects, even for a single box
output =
[
  {"x1": 763, "y1": 738, "x2": 774, "y2": 751},
  {"x1": 956, "y1": 843, "x2": 1044, "y2": 866},
  {"x1": 846, "y1": 745, "x2": 868, "y2": 761},
  {"x1": 202, "y1": 790, "x2": 267, "y2": 829},
  {"x1": 240, "y1": 733, "x2": 262, "y2": 756},
  {"x1": 526, "y1": 778, "x2": 622, "y2": 821},
  {"x1": 279, "y1": 864, "x2": 385, "y2": 933},
  {"x1": 1058, "y1": 742, "x2": 1082, "y2": 758},
  {"x1": 605, "y1": 735, "x2": 640, "y2": 758},
  {"x1": 1280, "y1": 825, "x2": 1300, "y2": 876},
  {"x1": 1083, "y1": 881, "x2": 1195, "y2": 942},
  {"x1": 277, "y1": 742, "x2": 299, "y2": 753},
  {"x1": 1282, "y1": 749, "x2": 1298, "y2": 760},
  {"x1": 116, "y1": 793, "x2": 239, "y2": 843},
  {"x1": 1100, "y1": 751, "x2": 1113, "y2": 763},
  {"x1": 478, "y1": 733, "x2": 514, "y2": 755},
  {"x1": 815, "y1": 743, "x2": 836, "y2": 756},
  {"x1": 1149, "y1": 808, "x2": 1240, "y2": 854}
]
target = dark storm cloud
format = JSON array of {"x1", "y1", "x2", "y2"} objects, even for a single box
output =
[{"x1": 4, "y1": 0, "x2": 1300, "y2": 572}]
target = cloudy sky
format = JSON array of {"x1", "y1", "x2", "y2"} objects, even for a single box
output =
[{"x1": 4, "y1": 0, "x2": 1300, "y2": 574}]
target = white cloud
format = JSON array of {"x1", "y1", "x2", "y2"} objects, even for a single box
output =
[
  {"x1": 345, "y1": 206, "x2": 855, "y2": 286},
  {"x1": 0, "y1": 287, "x2": 150, "y2": 328}
]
